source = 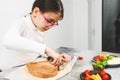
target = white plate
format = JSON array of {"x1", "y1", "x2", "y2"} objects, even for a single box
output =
[{"x1": 4, "y1": 56, "x2": 77, "y2": 80}]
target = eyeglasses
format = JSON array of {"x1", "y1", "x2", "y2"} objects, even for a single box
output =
[{"x1": 42, "y1": 14, "x2": 59, "y2": 26}]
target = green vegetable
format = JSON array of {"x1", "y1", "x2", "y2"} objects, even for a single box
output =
[
  {"x1": 107, "y1": 56, "x2": 113, "y2": 60},
  {"x1": 92, "y1": 54, "x2": 114, "y2": 69}
]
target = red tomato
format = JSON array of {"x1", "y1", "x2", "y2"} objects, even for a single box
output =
[
  {"x1": 85, "y1": 76, "x2": 91, "y2": 80},
  {"x1": 100, "y1": 70, "x2": 107, "y2": 76},
  {"x1": 95, "y1": 56, "x2": 102, "y2": 61},
  {"x1": 84, "y1": 70, "x2": 91, "y2": 75},
  {"x1": 78, "y1": 56, "x2": 83, "y2": 60},
  {"x1": 102, "y1": 74, "x2": 109, "y2": 80}
]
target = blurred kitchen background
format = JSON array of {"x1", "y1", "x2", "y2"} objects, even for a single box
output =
[
  {"x1": 102, "y1": 0, "x2": 120, "y2": 53},
  {"x1": 0, "y1": 0, "x2": 102, "y2": 52}
]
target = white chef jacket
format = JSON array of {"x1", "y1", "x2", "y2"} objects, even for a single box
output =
[{"x1": 0, "y1": 14, "x2": 46, "y2": 70}]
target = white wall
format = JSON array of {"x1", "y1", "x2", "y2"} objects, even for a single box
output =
[
  {"x1": 73, "y1": 0, "x2": 88, "y2": 50},
  {"x1": 0, "y1": 0, "x2": 95, "y2": 51},
  {"x1": 88, "y1": 0, "x2": 102, "y2": 51}
]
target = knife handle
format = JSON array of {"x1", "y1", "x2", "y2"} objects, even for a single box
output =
[{"x1": 47, "y1": 56, "x2": 54, "y2": 62}]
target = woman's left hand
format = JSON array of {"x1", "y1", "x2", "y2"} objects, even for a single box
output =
[{"x1": 60, "y1": 53, "x2": 71, "y2": 63}]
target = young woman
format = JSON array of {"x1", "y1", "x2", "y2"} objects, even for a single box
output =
[{"x1": 0, "y1": 0, "x2": 71, "y2": 70}]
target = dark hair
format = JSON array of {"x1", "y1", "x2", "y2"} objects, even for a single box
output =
[{"x1": 32, "y1": 0, "x2": 64, "y2": 20}]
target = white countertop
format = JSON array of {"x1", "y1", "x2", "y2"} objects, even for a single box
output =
[
  {"x1": 0, "y1": 47, "x2": 120, "y2": 80},
  {"x1": 57, "y1": 49, "x2": 120, "y2": 80}
]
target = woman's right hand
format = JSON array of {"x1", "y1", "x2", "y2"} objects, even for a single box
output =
[{"x1": 45, "y1": 47, "x2": 62, "y2": 66}]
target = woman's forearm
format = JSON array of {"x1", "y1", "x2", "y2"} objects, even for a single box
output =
[{"x1": 2, "y1": 26, "x2": 46, "y2": 54}]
